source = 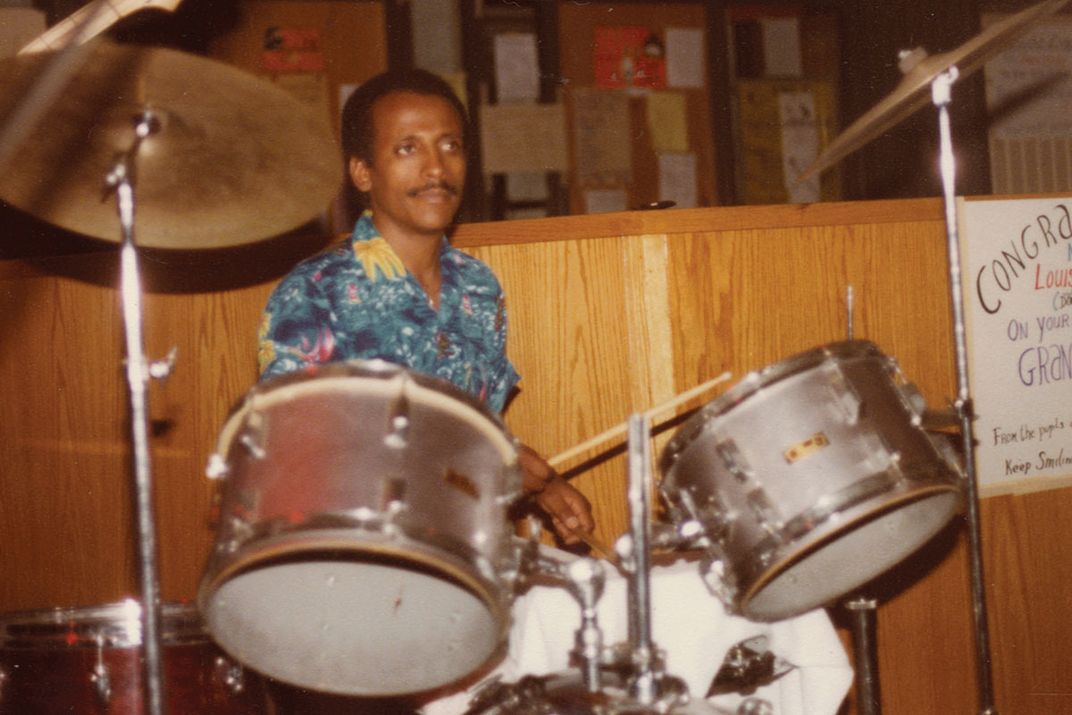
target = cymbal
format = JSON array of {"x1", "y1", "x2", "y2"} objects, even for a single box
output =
[
  {"x1": 799, "y1": 0, "x2": 1071, "y2": 182},
  {"x1": 0, "y1": 40, "x2": 339, "y2": 249}
]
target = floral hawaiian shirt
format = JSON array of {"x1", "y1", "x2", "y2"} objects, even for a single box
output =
[{"x1": 258, "y1": 212, "x2": 520, "y2": 412}]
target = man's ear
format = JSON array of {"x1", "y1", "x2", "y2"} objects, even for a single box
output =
[{"x1": 349, "y1": 156, "x2": 372, "y2": 192}]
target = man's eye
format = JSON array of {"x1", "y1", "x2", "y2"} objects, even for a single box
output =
[
  {"x1": 442, "y1": 139, "x2": 463, "y2": 152},
  {"x1": 396, "y1": 144, "x2": 415, "y2": 155}
]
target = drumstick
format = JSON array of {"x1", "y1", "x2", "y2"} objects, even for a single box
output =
[
  {"x1": 570, "y1": 528, "x2": 619, "y2": 566},
  {"x1": 548, "y1": 371, "x2": 732, "y2": 470}
]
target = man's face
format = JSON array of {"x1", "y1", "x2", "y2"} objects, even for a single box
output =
[{"x1": 349, "y1": 91, "x2": 466, "y2": 242}]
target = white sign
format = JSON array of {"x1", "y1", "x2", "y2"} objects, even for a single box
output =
[{"x1": 959, "y1": 197, "x2": 1072, "y2": 496}]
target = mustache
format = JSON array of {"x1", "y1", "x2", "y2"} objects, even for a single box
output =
[{"x1": 408, "y1": 181, "x2": 459, "y2": 197}]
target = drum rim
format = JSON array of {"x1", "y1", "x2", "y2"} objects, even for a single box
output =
[
  {"x1": 199, "y1": 528, "x2": 510, "y2": 635},
  {"x1": 217, "y1": 359, "x2": 518, "y2": 464},
  {"x1": 0, "y1": 599, "x2": 206, "y2": 648},
  {"x1": 659, "y1": 340, "x2": 884, "y2": 472},
  {"x1": 202, "y1": 527, "x2": 506, "y2": 596},
  {"x1": 199, "y1": 530, "x2": 512, "y2": 697},
  {"x1": 739, "y1": 481, "x2": 963, "y2": 619}
]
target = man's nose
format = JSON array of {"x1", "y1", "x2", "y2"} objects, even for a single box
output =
[{"x1": 423, "y1": 148, "x2": 446, "y2": 177}]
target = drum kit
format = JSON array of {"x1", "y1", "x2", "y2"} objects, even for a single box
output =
[{"x1": 0, "y1": 0, "x2": 1068, "y2": 713}]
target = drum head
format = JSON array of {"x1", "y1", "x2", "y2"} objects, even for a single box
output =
[
  {"x1": 205, "y1": 556, "x2": 501, "y2": 696},
  {"x1": 741, "y1": 487, "x2": 961, "y2": 620}
]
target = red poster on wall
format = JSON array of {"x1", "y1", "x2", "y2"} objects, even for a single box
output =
[
  {"x1": 261, "y1": 26, "x2": 326, "y2": 73},
  {"x1": 594, "y1": 26, "x2": 666, "y2": 90}
]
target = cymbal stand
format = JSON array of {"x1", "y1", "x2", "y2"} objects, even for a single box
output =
[
  {"x1": 104, "y1": 110, "x2": 171, "y2": 715},
  {"x1": 931, "y1": 66, "x2": 998, "y2": 715}
]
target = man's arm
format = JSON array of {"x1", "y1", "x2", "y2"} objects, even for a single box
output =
[{"x1": 518, "y1": 443, "x2": 595, "y2": 545}]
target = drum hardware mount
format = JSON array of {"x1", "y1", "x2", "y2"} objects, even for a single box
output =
[
  {"x1": 212, "y1": 654, "x2": 250, "y2": 696},
  {"x1": 706, "y1": 635, "x2": 795, "y2": 698},
  {"x1": 844, "y1": 596, "x2": 881, "y2": 715},
  {"x1": 91, "y1": 636, "x2": 112, "y2": 708},
  {"x1": 565, "y1": 557, "x2": 607, "y2": 692}
]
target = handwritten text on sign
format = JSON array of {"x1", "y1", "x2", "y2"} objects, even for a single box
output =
[{"x1": 959, "y1": 197, "x2": 1072, "y2": 496}]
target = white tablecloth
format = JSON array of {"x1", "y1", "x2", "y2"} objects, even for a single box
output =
[{"x1": 424, "y1": 546, "x2": 853, "y2": 714}]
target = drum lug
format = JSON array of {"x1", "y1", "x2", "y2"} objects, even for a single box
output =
[
  {"x1": 381, "y1": 477, "x2": 408, "y2": 517},
  {"x1": 205, "y1": 452, "x2": 230, "y2": 480},
  {"x1": 823, "y1": 363, "x2": 862, "y2": 425},
  {"x1": 700, "y1": 557, "x2": 739, "y2": 611},
  {"x1": 747, "y1": 488, "x2": 784, "y2": 538},
  {"x1": 220, "y1": 516, "x2": 254, "y2": 552},
  {"x1": 715, "y1": 437, "x2": 754, "y2": 484},
  {"x1": 238, "y1": 411, "x2": 268, "y2": 459},
  {"x1": 214, "y1": 655, "x2": 247, "y2": 695},
  {"x1": 895, "y1": 381, "x2": 928, "y2": 424},
  {"x1": 91, "y1": 639, "x2": 111, "y2": 709},
  {"x1": 384, "y1": 379, "x2": 411, "y2": 449}
]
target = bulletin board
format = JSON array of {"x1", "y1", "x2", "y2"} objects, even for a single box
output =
[
  {"x1": 207, "y1": 0, "x2": 388, "y2": 138},
  {"x1": 557, "y1": 1, "x2": 717, "y2": 213},
  {"x1": 734, "y1": 78, "x2": 840, "y2": 204}
]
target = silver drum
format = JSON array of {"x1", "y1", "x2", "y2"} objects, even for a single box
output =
[
  {"x1": 198, "y1": 360, "x2": 522, "y2": 697},
  {"x1": 659, "y1": 341, "x2": 964, "y2": 622}
]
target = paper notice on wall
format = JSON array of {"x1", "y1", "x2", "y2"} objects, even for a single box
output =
[
  {"x1": 658, "y1": 153, "x2": 697, "y2": 209},
  {"x1": 777, "y1": 91, "x2": 820, "y2": 203},
  {"x1": 666, "y1": 27, "x2": 705, "y2": 88},
  {"x1": 761, "y1": 17, "x2": 802, "y2": 77},
  {"x1": 481, "y1": 103, "x2": 568, "y2": 174},
  {"x1": 646, "y1": 91, "x2": 689, "y2": 154},
  {"x1": 494, "y1": 33, "x2": 540, "y2": 102},
  {"x1": 572, "y1": 89, "x2": 632, "y2": 183},
  {"x1": 958, "y1": 196, "x2": 1072, "y2": 496}
]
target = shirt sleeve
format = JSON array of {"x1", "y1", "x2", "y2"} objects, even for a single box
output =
[
  {"x1": 257, "y1": 269, "x2": 338, "y2": 381},
  {"x1": 482, "y1": 293, "x2": 521, "y2": 413}
]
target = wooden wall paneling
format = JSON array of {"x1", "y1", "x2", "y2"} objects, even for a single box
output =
[
  {"x1": 983, "y1": 490, "x2": 1072, "y2": 711},
  {"x1": 469, "y1": 237, "x2": 643, "y2": 546},
  {"x1": 0, "y1": 254, "x2": 277, "y2": 611},
  {"x1": 1, "y1": 260, "x2": 136, "y2": 609}
]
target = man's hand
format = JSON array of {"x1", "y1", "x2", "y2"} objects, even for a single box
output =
[{"x1": 518, "y1": 443, "x2": 595, "y2": 544}]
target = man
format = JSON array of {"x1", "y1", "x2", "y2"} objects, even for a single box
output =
[{"x1": 258, "y1": 69, "x2": 594, "y2": 543}]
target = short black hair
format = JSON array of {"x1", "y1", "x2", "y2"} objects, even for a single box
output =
[
  {"x1": 337, "y1": 69, "x2": 469, "y2": 225},
  {"x1": 341, "y1": 69, "x2": 468, "y2": 165}
]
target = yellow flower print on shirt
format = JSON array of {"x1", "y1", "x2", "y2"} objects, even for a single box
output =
[
  {"x1": 257, "y1": 312, "x2": 276, "y2": 372},
  {"x1": 354, "y1": 237, "x2": 406, "y2": 281}
]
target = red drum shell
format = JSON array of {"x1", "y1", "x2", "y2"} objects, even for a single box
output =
[{"x1": 0, "y1": 600, "x2": 268, "y2": 714}]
